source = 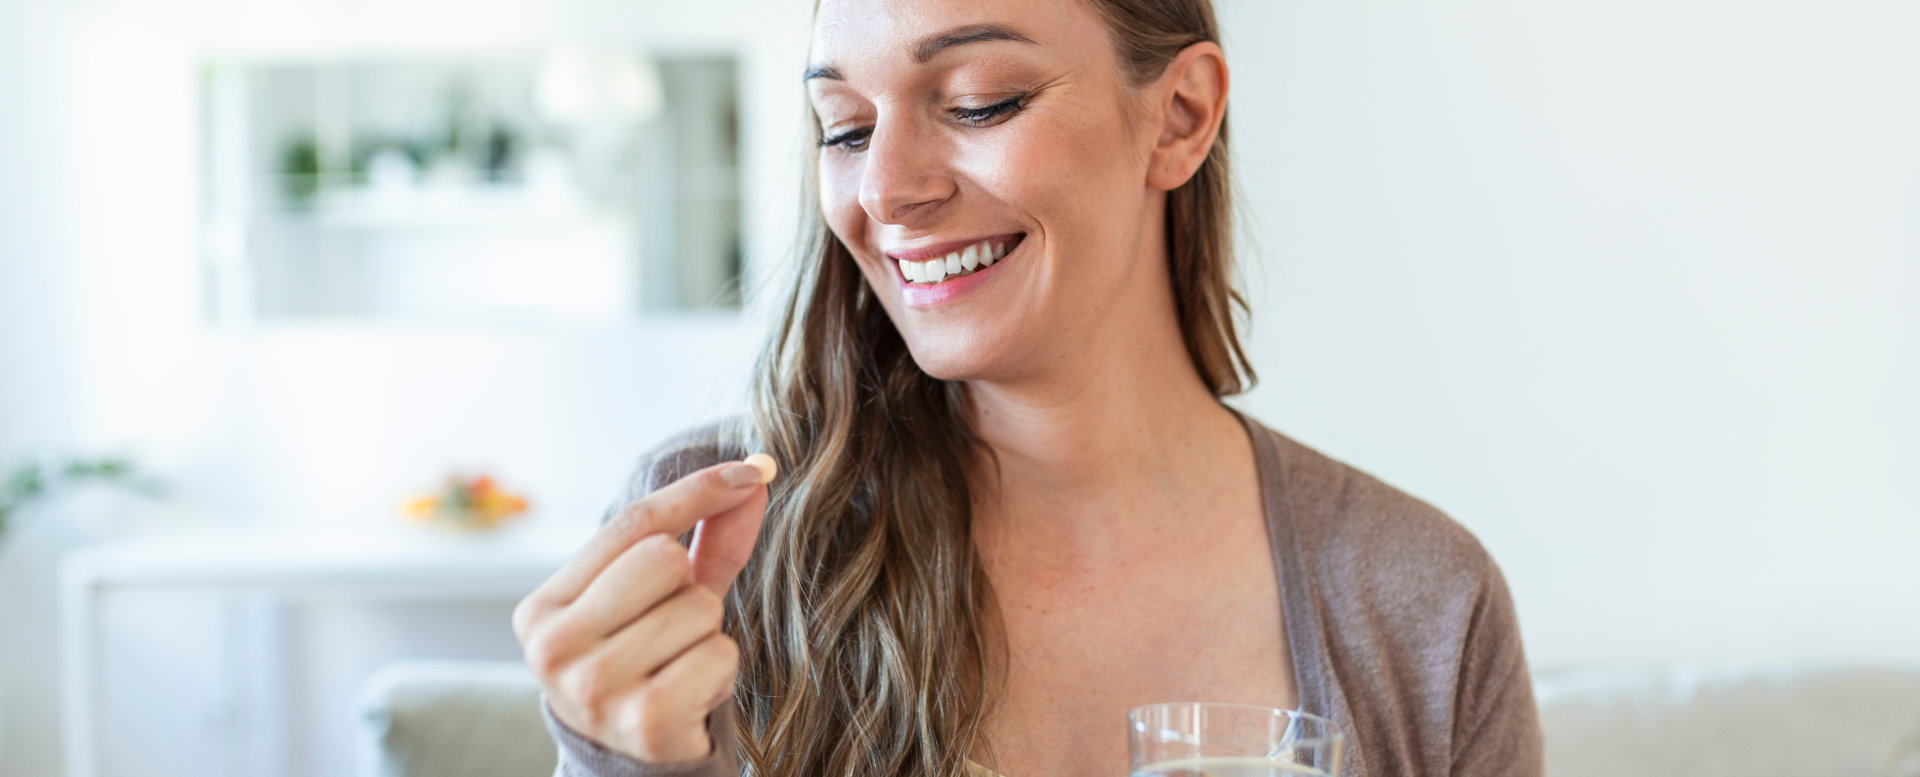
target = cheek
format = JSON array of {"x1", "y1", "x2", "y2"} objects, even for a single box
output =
[
  {"x1": 961, "y1": 111, "x2": 1139, "y2": 229},
  {"x1": 818, "y1": 160, "x2": 868, "y2": 247}
]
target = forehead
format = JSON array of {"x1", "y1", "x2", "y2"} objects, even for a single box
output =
[{"x1": 809, "y1": 0, "x2": 1101, "y2": 73}]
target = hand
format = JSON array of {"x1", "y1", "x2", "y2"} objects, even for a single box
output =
[{"x1": 513, "y1": 456, "x2": 774, "y2": 762}]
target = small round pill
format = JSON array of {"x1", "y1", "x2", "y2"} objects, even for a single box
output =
[{"x1": 743, "y1": 452, "x2": 778, "y2": 484}]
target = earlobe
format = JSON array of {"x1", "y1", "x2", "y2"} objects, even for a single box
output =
[{"x1": 1146, "y1": 42, "x2": 1228, "y2": 192}]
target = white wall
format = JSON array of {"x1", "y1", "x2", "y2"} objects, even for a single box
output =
[
  {"x1": 0, "y1": 1, "x2": 812, "y2": 774},
  {"x1": 1, "y1": 0, "x2": 89, "y2": 773},
  {"x1": 1, "y1": 0, "x2": 1915, "y2": 774},
  {"x1": 1216, "y1": 0, "x2": 1919, "y2": 670}
]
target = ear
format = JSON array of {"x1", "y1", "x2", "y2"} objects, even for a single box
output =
[{"x1": 1145, "y1": 41, "x2": 1229, "y2": 192}]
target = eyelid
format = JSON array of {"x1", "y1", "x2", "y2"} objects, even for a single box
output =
[
  {"x1": 818, "y1": 92, "x2": 1027, "y2": 152},
  {"x1": 952, "y1": 94, "x2": 1024, "y2": 122},
  {"x1": 819, "y1": 126, "x2": 871, "y2": 150}
]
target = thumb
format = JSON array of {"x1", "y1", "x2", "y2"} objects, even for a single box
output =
[{"x1": 688, "y1": 457, "x2": 772, "y2": 595}]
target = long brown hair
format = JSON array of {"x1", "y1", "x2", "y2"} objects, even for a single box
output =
[{"x1": 727, "y1": 1, "x2": 1254, "y2": 774}]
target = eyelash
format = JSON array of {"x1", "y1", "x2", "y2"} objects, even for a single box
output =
[{"x1": 819, "y1": 95, "x2": 1026, "y2": 152}]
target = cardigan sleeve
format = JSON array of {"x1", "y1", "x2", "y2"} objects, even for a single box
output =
[
  {"x1": 1447, "y1": 557, "x2": 1545, "y2": 777},
  {"x1": 544, "y1": 695, "x2": 740, "y2": 777}
]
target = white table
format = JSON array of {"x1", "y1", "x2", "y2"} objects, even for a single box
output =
[{"x1": 59, "y1": 526, "x2": 582, "y2": 777}]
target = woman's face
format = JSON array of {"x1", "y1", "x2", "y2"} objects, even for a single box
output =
[{"x1": 807, "y1": 0, "x2": 1166, "y2": 382}]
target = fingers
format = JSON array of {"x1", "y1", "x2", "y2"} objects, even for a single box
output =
[
  {"x1": 616, "y1": 632, "x2": 738, "y2": 763},
  {"x1": 650, "y1": 631, "x2": 740, "y2": 717},
  {"x1": 523, "y1": 582, "x2": 737, "y2": 764},
  {"x1": 582, "y1": 585, "x2": 726, "y2": 685},
  {"x1": 689, "y1": 482, "x2": 768, "y2": 596},
  {"x1": 560, "y1": 534, "x2": 696, "y2": 641},
  {"x1": 535, "y1": 459, "x2": 770, "y2": 606},
  {"x1": 511, "y1": 452, "x2": 771, "y2": 765}
]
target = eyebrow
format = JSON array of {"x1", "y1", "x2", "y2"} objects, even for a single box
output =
[{"x1": 802, "y1": 22, "x2": 1038, "y2": 82}]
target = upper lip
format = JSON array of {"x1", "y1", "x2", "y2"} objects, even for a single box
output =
[{"x1": 882, "y1": 233, "x2": 1023, "y2": 262}]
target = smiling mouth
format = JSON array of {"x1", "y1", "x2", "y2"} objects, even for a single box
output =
[{"x1": 894, "y1": 234, "x2": 1024, "y2": 284}]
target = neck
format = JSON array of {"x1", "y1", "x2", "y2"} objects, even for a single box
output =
[
  {"x1": 965, "y1": 355, "x2": 1230, "y2": 495},
  {"x1": 961, "y1": 247, "x2": 1242, "y2": 544},
  {"x1": 962, "y1": 355, "x2": 1246, "y2": 571}
]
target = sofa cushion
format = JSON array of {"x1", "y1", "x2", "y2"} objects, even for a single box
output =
[
  {"x1": 1534, "y1": 663, "x2": 1920, "y2": 777},
  {"x1": 359, "y1": 660, "x2": 557, "y2": 777}
]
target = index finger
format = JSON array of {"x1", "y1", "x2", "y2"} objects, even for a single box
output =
[{"x1": 536, "y1": 459, "x2": 768, "y2": 605}]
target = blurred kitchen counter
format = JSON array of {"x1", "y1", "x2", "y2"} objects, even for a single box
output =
[
  {"x1": 60, "y1": 525, "x2": 584, "y2": 597},
  {"x1": 60, "y1": 525, "x2": 586, "y2": 777}
]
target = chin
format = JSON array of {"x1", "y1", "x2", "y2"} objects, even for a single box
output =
[{"x1": 901, "y1": 329, "x2": 1007, "y2": 383}]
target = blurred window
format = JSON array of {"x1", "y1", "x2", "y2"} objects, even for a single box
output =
[{"x1": 199, "y1": 51, "x2": 742, "y2": 325}]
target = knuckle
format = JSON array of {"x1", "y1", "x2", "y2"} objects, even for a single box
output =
[
  {"x1": 633, "y1": 680, "x2": 670, "y2": 714},
  {"x1": 574, "y1": 694, "x2": 609, "y2": 731},
  {"x1": 521, "y1": 629, "x2": 568, "y2": 678},
  {"x1": 614, "y1": 697, "x2": 644, "y2": 733},
  {"x1": 510, "y1": 594, "x2": 547, "y2": 641},
  {"x1": 613, "y1": 699, "x2": 648, "y2": 751},
  {"x1": 563, "y1": 660, "x2": 612, "y2": 711},
  {"x1": 607, "y1": 501, "x2": 658, "y2": 542},
  {"x1": 633, "y1": 700, "x2": 680, "y2": 752},
  {"x1": 521, "y1": 637, "x2": 553, "y2": 677}
]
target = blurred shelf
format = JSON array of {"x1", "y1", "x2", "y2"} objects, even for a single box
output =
[
  {"x1": 282, "y1": 186, "x2": 609, "y2": 231},
  {"x1": 60, "y1": 525, "x2": 581, "y2": 595}
]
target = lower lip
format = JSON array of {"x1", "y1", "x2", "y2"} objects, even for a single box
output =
[{"x1": 897, "y1": 238, "x2": 1022, "y2": 309}]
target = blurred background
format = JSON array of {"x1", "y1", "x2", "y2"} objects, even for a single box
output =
[{"x1": 0, "y1": 0, "x2": 1913, "y2": 776}]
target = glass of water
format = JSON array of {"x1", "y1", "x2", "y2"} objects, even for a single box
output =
[{"x1": 1128, "y1": 703, "x2": 1343, "y2": 777}]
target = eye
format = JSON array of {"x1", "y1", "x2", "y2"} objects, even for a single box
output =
[
  {"x1": 819, "y1": 127, "x2": 872, "y2": 151},
  {"x1": 817, "y1": 94, "x2": 1026, "y2": 154},
  {"x1": 951, "y1": 95, "x2": 1025, "y2": 126}
]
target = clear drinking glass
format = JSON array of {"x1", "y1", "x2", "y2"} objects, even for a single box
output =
[{"x1": 1127, "y1": 703, "x2": 1344, "y2": 777}]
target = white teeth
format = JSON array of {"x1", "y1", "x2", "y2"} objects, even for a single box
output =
[{"x1": 895, "y1": 237, "x2": 1016, "y2": 284}]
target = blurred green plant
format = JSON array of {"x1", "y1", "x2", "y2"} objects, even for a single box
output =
[
  {"x1": 0, "y1": 457, "x2": 166, "y2": 543},
  {"x1": 280, "y1": 131, "x2": 322, "y2": 206}
]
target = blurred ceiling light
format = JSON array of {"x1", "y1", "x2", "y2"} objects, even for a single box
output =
[{"x1": 534, "y1": 48, "x2": 663, "y2": 127}]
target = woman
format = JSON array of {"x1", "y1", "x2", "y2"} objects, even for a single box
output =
[{"x1": 512, "y1": 0, "x2": 1544, "y2": 775}]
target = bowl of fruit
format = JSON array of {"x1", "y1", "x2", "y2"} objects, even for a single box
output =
[{"x1": 400, "y1": 473, "x2": 529, "y2": 532}]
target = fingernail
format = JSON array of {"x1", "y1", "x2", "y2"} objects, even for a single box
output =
[{"x1": 719, "y1": 462, "x2": 761, "y2": 487}]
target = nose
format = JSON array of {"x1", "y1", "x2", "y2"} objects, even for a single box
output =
[{"x1": 857, "y1": 117, "x2": 955, "y2": 225}]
